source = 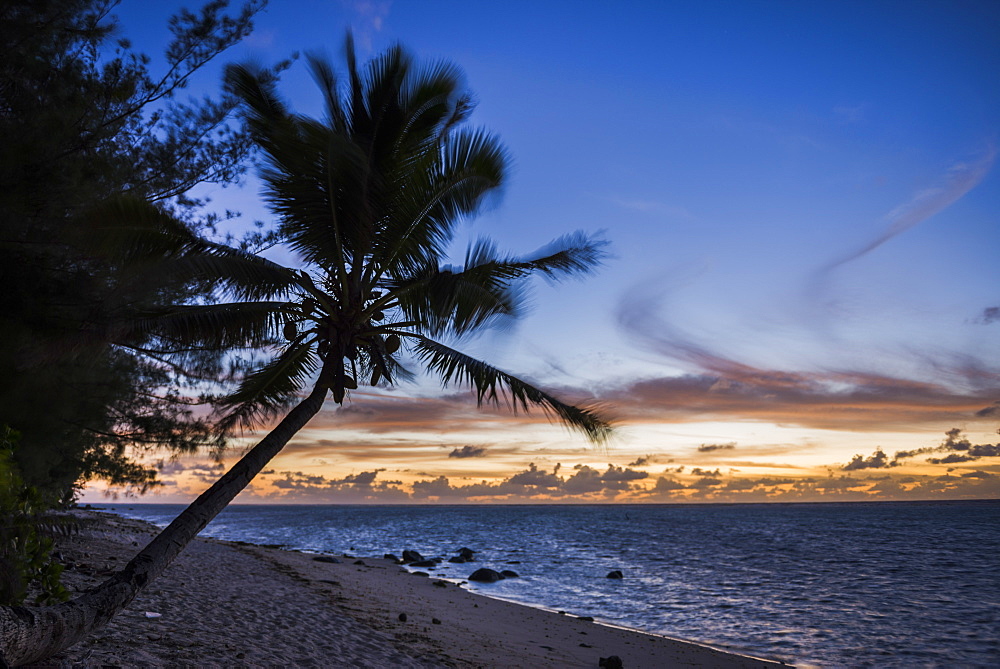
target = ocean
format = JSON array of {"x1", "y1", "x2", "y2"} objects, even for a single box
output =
[{"x1": 95, "y1": 500, "x2": 999, "y2": 668}]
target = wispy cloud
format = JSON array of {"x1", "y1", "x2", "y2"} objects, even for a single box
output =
[
  {"x1": 820, "y1": 145, "x2": 995, "y2": 274},
  {"x1": 614, "y1": 279, "x2": 1000, "y2": 431}
]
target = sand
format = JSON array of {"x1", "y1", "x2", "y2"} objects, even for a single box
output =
[{"x1": 36, "y1": 510, "x2": 789, "y2": 668}]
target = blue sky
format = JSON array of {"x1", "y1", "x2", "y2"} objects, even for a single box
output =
[{"x1": 90, "y1": 0, "x2": 1000, "y2": 503}]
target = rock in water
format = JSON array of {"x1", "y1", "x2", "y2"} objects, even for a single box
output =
[
  {"x1": 458, "y1": 547, "x2": 476, "y2": 560},
  {"x1": 606, "y1": 570, "x2": 624, "y2": 579},
  {"x1": 500, "y1": 569, "x2": 520, "y2": 578},
  {"x1": 409, "y1": 559, "x2": 437, "y2": 568},
  {"x1": 401, "y1": 549, "x2": 423, "y2": 563},
  {"x1": 468, "y1": 568, "x2": 504, "y2": 583}
]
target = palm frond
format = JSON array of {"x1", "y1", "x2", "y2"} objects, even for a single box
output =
[
  {"x1": 391, "y1": 260, "x2": 520, "y2": 337},
  {"x1": 374, "y1": 128, "x2": 509, "y2": 278},
  {"x1": 413, "y1": 337, "x2": 613, "y2": 444},
  {"x1": 215, "y1": 339, "x2": 320, "y2": 433},
  {"x1": 306, "y1": 53, "x2": 347, "y2": 134},
  {"x1": 126, "y1": 301, "x2": 292, "y2": 350}
]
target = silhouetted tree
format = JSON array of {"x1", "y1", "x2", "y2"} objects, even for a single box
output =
[
  {"x1": 0, "y1": 35, "x2": 612, "y2": 663},
  {"x1": 0, "y1": 0, "x2": 264, "y2": 500}
]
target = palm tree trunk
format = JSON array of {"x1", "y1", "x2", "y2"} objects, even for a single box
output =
[{"x1": 0, "y1": 382, "x2": 330, "y2": 666}]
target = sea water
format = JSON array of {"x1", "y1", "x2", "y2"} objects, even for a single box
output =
[{"x1": 96, "y1": 500, "x2": 999, "y2": 667}]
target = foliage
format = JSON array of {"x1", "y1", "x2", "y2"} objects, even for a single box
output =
[
  {"x1": 0, "y1": 427, "x2": 74, "y2": 606},
  {"x1": 0, "y1": 0, "x2": 266, "y2": 498}
]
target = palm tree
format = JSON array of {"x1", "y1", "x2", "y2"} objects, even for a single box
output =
[{"x1": 0, "y1": 36, "x2": 611, "y2": 664}]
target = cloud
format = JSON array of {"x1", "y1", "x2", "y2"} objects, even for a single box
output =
[
  {"x1": 409, "y1": 462, "x2": 651, "y2": 501},
  {"x1": 972, "y1": 307, "x2": 1000, "y2": 325},
  {"x1": 155, "y1": 460, "x2": 224, "y2": 477},
  {"x1": 820, "y1": 145, "x2": 995, "y2": 273},
  {"x1": 909, "y1": 428, "x2": 1000, "y2": 464},
  {"x1": 698, "y1": 442, "x2": 736, "y2": 452},
  {"x1": 843, "y1": 448, "x2": 895, "y2": 471},
  {"x1": 653, "y1": 476, "x2": 685, "y2": 491},
  {"x1": 449, "y1": 445, "x2": 489, "y2": 459},
  {"x1": 975, "y1": 402, "x2": 1000, "y2": 418},
  {"x1": 616, "y1": 287, "x2": 1000, "y2": 432}
]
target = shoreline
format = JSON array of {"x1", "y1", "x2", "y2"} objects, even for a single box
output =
[{"x1": 41, "y1": 509, "x2": 790, "y2": 667}]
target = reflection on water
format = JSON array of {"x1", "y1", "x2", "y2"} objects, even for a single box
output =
[{"x1": 103, "y1": 500, "x2": 1000, "y2": 668}]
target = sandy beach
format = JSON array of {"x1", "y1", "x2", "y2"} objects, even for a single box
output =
[{"x1": 36, "y1": 509, "x2": 788, "y2": 668}]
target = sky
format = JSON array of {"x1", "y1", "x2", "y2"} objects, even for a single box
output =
[{"x1": 82, "y1": 0, "x2": 1000, "y2": 504}]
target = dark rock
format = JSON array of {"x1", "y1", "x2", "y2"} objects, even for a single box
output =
[
  {"x1": 401, "y1": 549, "x2": 423, "y2": 563},
  {"x1": 505, "y1": 560, "x2": 521, "y2": 564},
  {"x1": 383, "y1": 553, "x2": 399, "y2": 561},
  {"x1": 500, "y1": 570, "x2": 520, "y2": 578},
  {"x1": 312, "y1": 556, "x2": 341, "y2": 564},
  {"x1": 457, "y1": 547, "x2": 476, "y2": 560},
  {"x1": 432, "y1": 618, "x2": 442, "y2": 624},
  {"x1": 468, "y1": 568, "x2": 504, "y2": 583},
  {"x1": 433, "y1": 580, "x2": 448, "y2": 588},
  {"x1": 398, "y1": 613, "x2": 408, "y2": 622},
  {"x1": 577, "y1": 615, "x2": 595, "y2": 622},
  {"x1": 599, "y1": 655, "x2": 623, "y2": 669},
  {"x1": 606, "y1": 570, "x2": 624, "y2": 579},
  {"x1": 353, "y1": 559, "x2": 367, "y2": 566},
  {"x1": 447, "y1": 556, "x2": 466, "y2": 563},
  {"x1": 412, "y1": 571, "x2": 429, "y2": 577},
  {"x1": 409, "y1": 559, "x2": 437, "y2": 568}
]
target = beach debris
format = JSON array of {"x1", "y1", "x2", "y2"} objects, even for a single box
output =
[
  {"x1": 398, "y1": 613, "x2": 408, "y2": 622},
  {"x1": 401, "y1": 549, "x2": 423, "y2": 563},
  {"x1": 468, "y1": 568, "x2": 504, "y2": 583},
  {"x1": 606, "y1": 570, "x2": 624, "y2": 579},
  {"x1": 500, "y1": 569, "x2": 520, "y2": 578},
  {"x1": 599, "y1": 656, "x2": 624, "y2": 669},
  {"x1": 312, "y1": 555, "x2": 341, "y2": 564},
  {"x1": 144, "y1": 612, "x2": 162, "y2": 619}
]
